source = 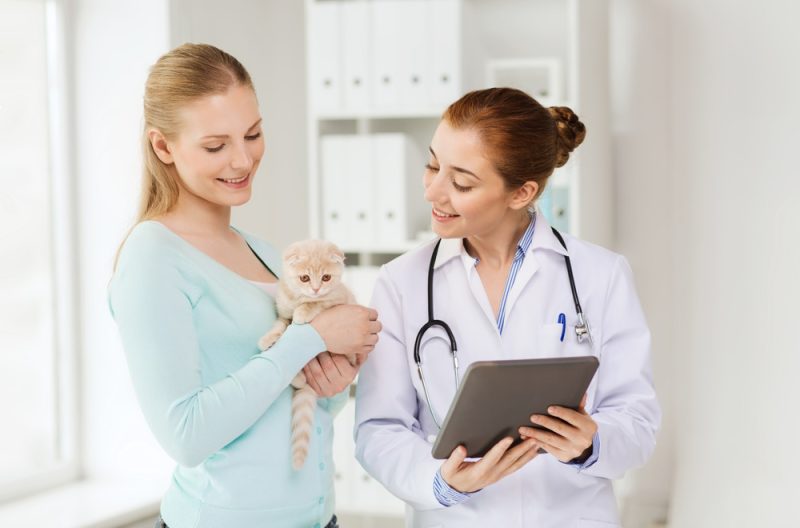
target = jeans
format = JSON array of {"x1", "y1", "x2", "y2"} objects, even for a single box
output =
[{"x1": 155, "y1": 514, "x2": 340, "y2": 528}]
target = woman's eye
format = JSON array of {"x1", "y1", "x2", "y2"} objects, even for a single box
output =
[
  {"x1": 300, "y1": 275, "x2": 310, "y2": 282},
  {"x1": 204, "y1": 144, "x2": 224, "y2": 153},
  {"x1": 245, "y1": 132, "x2": 261, "y2": 141},
  {"x1": 321, "y1": 274, "x2": 331, "y2": 282},
  {"x1": 425, "y1": 163, "x2": 439, "y2": 172},
  {"x1": 452, "y1": 179, "x2": 472, "y2": 192}
]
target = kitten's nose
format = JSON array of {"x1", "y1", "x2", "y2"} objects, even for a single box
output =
[{"x1": 312, "y1": 287, "x2": 320, "y2": 293}]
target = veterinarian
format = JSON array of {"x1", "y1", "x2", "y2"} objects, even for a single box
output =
[
  {"x1": 354, "y1": 88, "x2": 660, "y2": 527},
  {"x1": 108, "y1": 43, "x2": 380, "y2": 528}
]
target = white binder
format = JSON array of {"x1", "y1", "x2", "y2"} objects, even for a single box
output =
[
  {"x1": 320, "y1": 135, "x2": 350, "y2": 246},
  {"x1": 398, "y1": 0, "x2": 430, "y2": 108},
  {"x1": 309, "y1": 1, "x2": 342, "y2": 113},
  {"x1": 429, "y1": 0, "x2": 461, "y2": 107},
  {"x1": 372, "y1": 134, "x2": 426, "y2": 246},
  {"x1": 341, "y1": 0, "x2": 370, "y2": 113},
  {"x1": 369, "y1": 0, "x2": 404, "y2": 108},
  {"x1": 345, "y1": 135, "x2": 375, "y2": 248}
]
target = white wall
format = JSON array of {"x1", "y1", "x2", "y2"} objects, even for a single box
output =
[
  {"x1": 666, "y1": 1, "x2": 800, "y2": 524},
  {"x1": 611, "y1": 0, "x2": 800, "y2": 525},
  {"x1": 609, "y1": 1, "x2": 673, "y2": 525},
  {"x1": 73, "y1": 0, "x2": 173, "y2": 479}
]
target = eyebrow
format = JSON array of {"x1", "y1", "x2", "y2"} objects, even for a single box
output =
[
  {"x1": 201, "y1": 118, "x2": 262, "y2": 140},
  {"x1": 429, "y1": 146, "x2": 481, "y2": 180}
]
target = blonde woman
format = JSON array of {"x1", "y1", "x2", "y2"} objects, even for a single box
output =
[{"x1": 108, "y1": 44, "x2": 380, "y2": 528}]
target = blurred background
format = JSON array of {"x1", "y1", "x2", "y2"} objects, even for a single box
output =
[{"x1": 0, "y1": 0, "x2": 798, "y2": 526}]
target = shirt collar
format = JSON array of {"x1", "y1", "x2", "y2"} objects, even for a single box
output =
[{"x1": 432, "y1": 207, "x2": 568, "y2": 270}]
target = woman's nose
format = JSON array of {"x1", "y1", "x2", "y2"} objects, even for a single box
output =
[
  {"x1": 423, "y1": 171, "x2": 446, "y2": 204},
  {"x1": 229, "y1": 141, "x2": 253, "y2": 171}
]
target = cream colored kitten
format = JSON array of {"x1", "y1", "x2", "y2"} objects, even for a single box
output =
[{"x1": 258, "y1": 239, "x2": 356, "y2": 470}]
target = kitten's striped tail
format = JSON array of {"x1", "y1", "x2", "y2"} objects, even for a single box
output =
[{"x1": 291, "y1": 383, "x2": 317, "y2": 470}]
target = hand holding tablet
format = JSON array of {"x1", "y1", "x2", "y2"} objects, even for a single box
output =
[{"x1": 431, "y1": 356, "x2": 599, "y2": 460}]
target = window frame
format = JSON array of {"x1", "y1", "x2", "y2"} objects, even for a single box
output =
[{"x1": 0, "y1": 0, "x2": 81, "y2": 503}]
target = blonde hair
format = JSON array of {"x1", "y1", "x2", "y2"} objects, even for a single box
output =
[{"x1": 114, "y1": 43, "x2": 254, "y2": 269}]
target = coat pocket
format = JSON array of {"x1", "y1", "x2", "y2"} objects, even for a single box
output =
[{"x1": 536, "y1": 323, "x2": 590, "y2": 358}]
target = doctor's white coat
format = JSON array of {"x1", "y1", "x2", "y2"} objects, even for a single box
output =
[{"x1": 354, "y1": 213, "x2": 661, "y2": 528}]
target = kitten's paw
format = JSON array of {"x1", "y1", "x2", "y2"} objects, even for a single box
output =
[
  {"x1": 291, "y1": 371, "x2": 307, "y2": 389},
  {"x1": 258, "y1": 331, "x2": 281, "y2": 351}
]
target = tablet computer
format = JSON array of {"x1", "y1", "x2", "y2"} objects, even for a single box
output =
[{"x1": 430, "y1": 356, "x2": 599, "y2": 459}]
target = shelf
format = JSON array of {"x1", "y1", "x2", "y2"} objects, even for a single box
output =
[
  {"x1": 341, "y1": 239, "x2": 432, "y2": 254},
  {"x1": 315, "y1": 109, "x2": 443, "y2": 121}
]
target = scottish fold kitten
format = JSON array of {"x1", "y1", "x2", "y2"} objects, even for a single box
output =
[{"x1": 258, "y1": 239, "x2": 356, "y2": 470}]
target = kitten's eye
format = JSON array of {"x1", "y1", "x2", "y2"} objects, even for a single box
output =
[
  {"x1": 300, "y1": 275, "x2": 310, "y2": 283},
  {"x1": 321, "y1": 274, "x2": 331, "y2": 282}
]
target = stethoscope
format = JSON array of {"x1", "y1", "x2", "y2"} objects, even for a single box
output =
[{"x1": 413, "y1": 226, "x2": 592, "y2": 428}]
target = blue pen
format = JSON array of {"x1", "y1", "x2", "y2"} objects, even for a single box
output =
[{"x1": 557, "y1": 313, "x2": 566, "y2": 342}]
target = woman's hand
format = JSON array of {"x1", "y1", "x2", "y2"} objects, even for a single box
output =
[
  {"x1": 302, "y1": 352, "x2": 361, "y2": 398},
  {"x1": 310, "y1": 304, "x2": 381, "y2": 357},
  {"x1": 518, "y1": 395, "x2": 597, "y2": 463},
  {"x1": 440, "y1": 436, "x2": 541, "y2": 493}
]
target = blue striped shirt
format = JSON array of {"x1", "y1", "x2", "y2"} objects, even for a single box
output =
[{"x1": 495, "y1": 214, "x2": 536, "y2": 334}]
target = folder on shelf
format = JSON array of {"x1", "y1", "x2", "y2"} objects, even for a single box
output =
[
  {"x1": 429, "y1": 0, "x2": 461, "y2": 107},
  {"x1": 320, "y1": 135, "x2": 350, "y2": 247},
  {"x1": 341, "y1": 0, "x2": 370, "y2": 113},
  {"x1": 309, "y1": 1, "x2": 342, "y2": 113},
  {"x1": 346, "y1": 135, "x2": 375, "y2": 248},
  {"x1": 369, "y1": 0, "x2": 404, "y2": 109},
  {"x1": 398, "y1": 0, "x2": 430, "y2": 108},
  {"x1": 372, "y1": 134, "x2": 426, "y2": 247}
]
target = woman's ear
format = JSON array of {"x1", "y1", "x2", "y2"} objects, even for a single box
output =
[
  {"x1": 148, "y1": 129, "x2": 174, "y2": 165},
  {"x1": 509, "y1": 180, "x2": 539, "y2": 211}
]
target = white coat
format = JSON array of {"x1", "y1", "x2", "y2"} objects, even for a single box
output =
[{"x1": 354, "y1": 212, "x2": 661, "y2": 528}]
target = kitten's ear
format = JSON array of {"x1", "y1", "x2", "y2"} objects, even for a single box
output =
[
  {"x1": 328, "y1": 246, "x2": 345, "y2": 265},
  {"x1": 283, "y1": 243, "x2": 302, "y2": 265}
]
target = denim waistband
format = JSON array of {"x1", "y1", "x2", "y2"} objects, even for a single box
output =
[{"x1": 155, "y1": 513, "x2": 339, "y2": 528}]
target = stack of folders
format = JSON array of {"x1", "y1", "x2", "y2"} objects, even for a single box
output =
[
  {"x1": 309, "y1": 0, "x2": 460, "y2": 114},
  {"x1": 321, "y1": 133, "x2": 426, "y2": 251}
]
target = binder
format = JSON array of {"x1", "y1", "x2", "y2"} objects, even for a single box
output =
[
  {"x1": 429, "y1": 0, "x2": 461, "y2": 107},
  {"x1": 341, "y1": 0, "x2": 370, "y2": 113},
  {"x1": 398, "y1": 0, "x2": 430, "y2": 108},
  {"x1": 345, "y1": 135, "x2": 375, "y2": 248},
  {"x1": 320, "y1": 135, "x2": 350, "y2": 246},
  {"x1": 372, "y1": 134, "x2": 426, "y2": 246},
  {"x1": 369, "y1": 0, "x2": 404, "y2": 108},
  {"x1": 309, "y1": 1, "x2": 342, "y2": 113}
]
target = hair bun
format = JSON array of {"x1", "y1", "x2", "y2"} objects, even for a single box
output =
[{"x1": 548, "y1": 106, "x2": 586, "y2": 167}]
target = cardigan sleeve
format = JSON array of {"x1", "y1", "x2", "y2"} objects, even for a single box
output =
[{"x1": 108, "y1": 231, "x2": 327, "y2": 467}]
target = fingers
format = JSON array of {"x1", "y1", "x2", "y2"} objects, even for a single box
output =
[
  {"x1": 536, "y1": 406, "x2": 586, "y2": 429},
  {"x1": 366, "y1": 307, "x2": 379, "y2": 321},
  {"x1": 303, "y1": 361, "x2": 323, "y2": 396},
  {"x1": 480, "y1": 437, "x2": 515, "y2": 467},
  {"x1": 518, "y1": 426, "x2": 571, "y2": 453},
  {"x1": 318, "y1": 352, "x2": 343, "y2": 377},
  {"x1": 442, "y1": 444, "x2": 468, "y2": 477},
  {"x1": 501, "y1": 439, "x2": 540, "y2": 474},
  {"x1": 305, "y1": 356, "x2": 333, "y2": 396},
  {"x1": 579, "y1": 393, "x2": 588, "y2": 412},
  {"x1": 367, "y1": 320, "x2": 382, "y2": 335}
]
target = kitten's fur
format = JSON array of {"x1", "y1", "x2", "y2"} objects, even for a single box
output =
[{"x1": 258, "y1": 239, "x2": 356, "y2": 470}]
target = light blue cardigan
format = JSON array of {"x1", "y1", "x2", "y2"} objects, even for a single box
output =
[{"x1": 108, "y1": 221, "x2": 348, "y2": 528}]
